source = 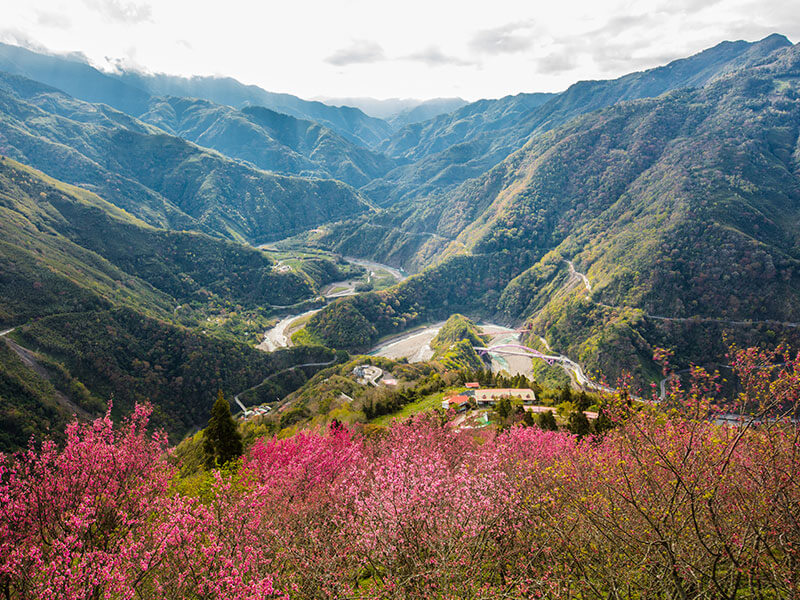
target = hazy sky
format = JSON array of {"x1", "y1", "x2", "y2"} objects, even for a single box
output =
[{"x1": 3, "y1": 0, "x2": 798, "y2": 101}]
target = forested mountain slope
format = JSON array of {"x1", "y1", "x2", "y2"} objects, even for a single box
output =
[
  {"x1": 139, "y1": 97, "x2": 396, "y2": 187},
  {"x1": 306, "y1": 40, "x2": 800, "y2": 384},
  {"x1": 0, "y1": 42, "x2": 392, "y2": 148},
  {"x1": 0, "y1": 159, "x2": 339, "y2": 449},
  {"x1": 0, "y1": 72, "x2": 371, "y2": 242},
  {"x1": 347, "y1": 34, "x2": 792, "y2": 208}
]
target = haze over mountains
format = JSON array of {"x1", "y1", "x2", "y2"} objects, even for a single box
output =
[{"x1": 1, "y1": 33, "x2": 799, "y2": 448}]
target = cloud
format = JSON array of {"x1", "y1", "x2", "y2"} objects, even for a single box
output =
[
  {"x1": 469, "y1": 22, "x2": 536, "y2": 55},
  {"x1": 0, "y1": 29, "x2": 52, "y2": 54},
  {"x1": 405, "y1": 46, "x2": 473, "y2": 67},
  {"x1": 535, "y1": 51, "x2": 578, "y2": 74},
  {"x1": 82, "y1": 0, "x2": 152, "y2": 24},
  {"x1": 36, "y1": 11, "x2": 72, "y2": 29},
  {"x1": 584, "y1": 14, "x2": 658, "y2": 40},
  {"x1": 326, "y1": 40, "x2": 386, "y2": 66},
  {"x1": 655, "y1": 0, "x2": 726, "y2": 16}
]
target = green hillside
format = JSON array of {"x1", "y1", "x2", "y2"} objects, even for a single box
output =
[
  {"x1": 139, "y1": 98, "x2": 396, "y2": 187},
  {"x1": 430, "y1": 314, "x2": 489, "y2": 371},
  {"x1": 306, "y1": 41, "x2": 800, "y2": 384},
  {"x1": 0, "y1": 158, "x2": 353, "y2": 448},
  {"x1": 0, "y1": 72, "x2": 371, "y2": 242},
  {"x1": 0, "y1": 41, "x2": 394, "y2": 148}
]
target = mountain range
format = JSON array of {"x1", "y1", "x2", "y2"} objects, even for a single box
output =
[{"x1": 1, "y1": 33, "x2": 799, "y2": 448}]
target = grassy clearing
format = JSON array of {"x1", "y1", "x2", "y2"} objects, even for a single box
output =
[{"x1": 370, "y1": 389, "x2": 453, "y2": 426}]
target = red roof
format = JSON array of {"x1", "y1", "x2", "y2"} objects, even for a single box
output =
[
  {"x1": 465, "y1": 382, "x2": 480, "y2": 388},
  {"x1": 446, "y1": 395, "x2": 470, "y2": 404}
]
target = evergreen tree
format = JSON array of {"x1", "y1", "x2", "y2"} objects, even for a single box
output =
[
  {"x1": 495, "y1": 398, "x2": 510, "y2": 419},
  {"x1": 593, "y1": 406, "x2": 614, "y2": 436},
  {"x1": 559, "y1": 384, "x2": 572, "y2": 405},
  {"x1": 522, "y1": 410, "x2": 535, "y2": 427},
  {"x1": 538, "y1": 410, "x2": 558, "y2": 431},
  {"x1": 568, "y1": 410, "x2": 591, "y2": 438},
  {"x1": 576, "y1": 391, "x2": 591, "y2": 412},
  {"x1": 203, "y1": 390, "x2": 243, "y2": 468}
]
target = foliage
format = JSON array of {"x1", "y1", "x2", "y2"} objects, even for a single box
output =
[
  {"x1": 13, "y1": 307, "x2": 337, "y2": 442},
  {"x1": 0, "y1": 341, "x2": 69, "y2": 452},
  {"x1": 428, "y1": 314, "x2": 489, "y2": 371},
  {"x1": 2, "y1": 345, "x2": 799, "y2": 598},
  {"x1": 0, "y1": 72, "x2": 370, "y2": 242},
  {"x1": 306, "y1": 254, "x2": 528, "y2": 351},
  {"x1": 203, "y1": 390, "x2": 243, "y2": 468}
]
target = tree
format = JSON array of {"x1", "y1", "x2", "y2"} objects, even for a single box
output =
[
  {"x1": 559, "y1": 383, "x2": 572, "y2": 405},
  {"x1": 522, "y1": 410, "x2": 535, "y2": 427},
  {"x1": 496, "y1": 397, "x2": 512, "y2": 419},
  {"x1": 576, "y1": 391, "x2": 591, "y2": 412},
  {"x1": 203, "y1": 390, "x2": 243, "y2": 468},
  {"x1": 568, "y1": 410, "x2": 591, "y2": 438},
  {"x1": 593, "y1": 406, "x2": 614, "y2": 435},
  {"x1": 538, "y1": 410, "x2": 558, "y2": 431}
]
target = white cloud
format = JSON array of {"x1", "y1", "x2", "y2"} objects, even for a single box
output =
[
  {"x1": 2, "y1": 0, "x2": 797, "y2": 100},
  {"x1": 83, "y1": 0, "x2": 152, "y2": 24},
  {"x1": 326, "y1": 40, "x2": 385, "y2": 66}
]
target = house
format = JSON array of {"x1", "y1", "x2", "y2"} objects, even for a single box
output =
[
  {"x1": 442, "y1": 394, "x2": 470, "y2": 412},
  {"x1": 465, "y1": 382, "x2": 480, "y2": 388},
  {"x1": 474, "y1": 388, "x2": 536, "y2": 406}
]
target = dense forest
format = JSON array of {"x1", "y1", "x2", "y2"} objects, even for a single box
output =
[{"x1": 305, "y1": 41, "x2": 800, "y2": 384}]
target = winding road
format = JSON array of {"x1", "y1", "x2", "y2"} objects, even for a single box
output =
[
  {"x1": 566, "y1": 260, "x2": 800, "y2": 328},
  {"x1": 1, "y1": 324, "x2": 93, "y2": 418},
  {"x1": 259, "y1": 257, "x2": 408, "y2": 354}
]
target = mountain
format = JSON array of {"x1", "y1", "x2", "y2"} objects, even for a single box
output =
[
  {"x1": 0, "y1": 42, "x2": 151, "y2": 116},
  {"x1": 0, "y1": 157, "x2": 344, "y2": 449},
  {"x1": 0, "y1": 71, "x2": 371, "y2": 242},
  {"x1": 111, "y1": 71, "x2": 393, "y2": 147},
  {"x1": 138, "y1": 96, "x2": 396, "y2": 187},
  {"x1": 388, "y1": 98, "x2": 471, "y2": 129},
  {"x1": 304, "y1": 39, "x2": 800, "y2": 385},
  {"x1": 0, "y1": 42, "x2": 393, "y2": 148},
  {"x1": 314, "y1": 96, "x2": 469, "y2": 127},
  {"x1": 360, "y1": 34, "x2": 792, "y2": 207}
]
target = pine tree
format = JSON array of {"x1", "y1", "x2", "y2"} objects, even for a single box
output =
[
  {"x1": 568, "y1": 410, "x2": 591, "y2": 438},
  {"x1": 576, "y1": 391, "x2": 591, "y2": 412},
  {"x1": 538, "y1": 410, "x2": 558, "y2": 431},
  {"x1": 559, "y1": 383, "x2": 572, "y2": 405},
  {"x1": 594, "y1": 406, "x2": 614, "y2": 436},
  {"x1": 203, "y1": 390, "x2": 243, "y2": 468},
  {"x1": 522, "y1": 410, "x2": 535, "y2": 427}
]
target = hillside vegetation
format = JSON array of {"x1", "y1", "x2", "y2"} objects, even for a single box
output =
[
  {"x1": 2, "y1": 349, "x2": 798, "y2": 598},
  {"x1": 429, "y1": 314, "x2": 490, "y2": 370},
  {"x1": 0, "y1": 72, "x2": 370, "y2": 242},
  {"x1": 139, "y1": 98, "x2": 396, "y2": 187},
  {"x1": 0, "y1": 158, "x2": 351, "y2": 446},
  {"x1": 306, "y1": 40, "x2": 800, "y2": 384}
]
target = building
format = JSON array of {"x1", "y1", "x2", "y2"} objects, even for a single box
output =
[
  {"x1": 442, "y1": 395, "x2": 470, "y2": 412},
  {"x1": 465, "y1": 382, "x2": 480, "y2": 388},
  {"x1": 474, "y1": 388, "x2": 536, "y2": 406}
]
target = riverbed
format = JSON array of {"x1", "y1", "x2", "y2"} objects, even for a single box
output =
[{"x1": 259, "y1": 256, "x2": 407, "y2": 353}]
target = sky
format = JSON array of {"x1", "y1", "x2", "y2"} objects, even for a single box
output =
[{"x1": 3, "y1": 0, "x2": 799, "y2": 101}]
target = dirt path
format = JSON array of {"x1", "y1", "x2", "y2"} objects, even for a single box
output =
[
  {"x1": 565, "y1": 259, "x2": 800, "y2": 328},
  {"x1": 3, "y1": 336, "x2": 92, "y2": 419}
]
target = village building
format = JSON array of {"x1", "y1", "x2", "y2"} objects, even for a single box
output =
[
  {"x1": 474, "y1": 388, "x2": 536, "y2": 406},
  {"x1": 442, "y1": 394, "x2": 470, "y2": 412}
]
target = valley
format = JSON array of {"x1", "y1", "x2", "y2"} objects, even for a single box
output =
[
  {"x1": 0, "y1": 18, "x2": 799, "y2": 600},
  {"x1": 1, "y1": 35, "x2": 799, "y2": 447}
]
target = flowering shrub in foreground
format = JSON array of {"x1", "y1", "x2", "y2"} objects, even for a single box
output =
[{"x1": 1, "y1": 346, "x2": 798, "y2": 599}]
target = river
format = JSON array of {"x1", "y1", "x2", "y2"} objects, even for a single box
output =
[{"x1": 259, "y1": 256, "x2": 407, "y2": 353}]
